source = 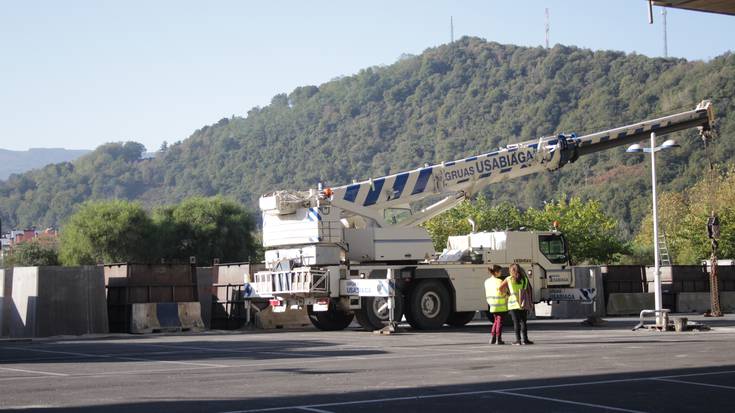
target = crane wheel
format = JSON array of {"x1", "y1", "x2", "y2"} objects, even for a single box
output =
[
  {"x1": 405, "y1": 280, "x2": 450, "y2": 330},
  {"x1": 306, "y1": 305, "x2": 354, "y2": 331},
  {"x1": 354, "y1": 295, "x2": 404, "y2": 331},
  {"x1": 445, "y1": 311, "x2": 476, "y2": 327}
]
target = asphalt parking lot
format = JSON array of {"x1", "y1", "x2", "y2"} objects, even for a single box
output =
[{"x1": 2, "y1": 316, "x2": 735, "y2": 412}]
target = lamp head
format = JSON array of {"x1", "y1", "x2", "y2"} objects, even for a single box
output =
[
  {"x1": 661, "y1": 139, "x2": 680, "y2": 149},
  {"x1": 626, "y1": 144, "x2": 643, "y2": 153}
]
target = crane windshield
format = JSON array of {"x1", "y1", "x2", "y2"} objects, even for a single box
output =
[{"x1": 538, "y1": 234, "x2": 569, "y2": 264}]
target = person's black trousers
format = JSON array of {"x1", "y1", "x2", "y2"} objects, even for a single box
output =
[{"x1": 509, "y1": 309, "x2": 528, "y2": 342}]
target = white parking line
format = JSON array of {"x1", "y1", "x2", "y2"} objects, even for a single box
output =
[
  {"x1": 495, "y1": 390, "x2": 647, "y2": 413},
  {"x1": 297, "y1": 407, "x2": 334, "y2": 413},
  {"x1": 0, "y1": 366, "x2": 68, "y2": 377},
  {"x1": 0, "y1": 346, "x2": 227, "y2": 368},
  {"x1": 654, "y1": 378, "x2": 735, "y2": 390},
  {"x1": 217, "y1": 369, "x2": 735, "y2": 413}
]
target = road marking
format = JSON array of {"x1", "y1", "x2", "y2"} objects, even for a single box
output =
[
  {"x1": 258, "y1": 351, "x2": 321, "y2": 358},
  {"x1": 0, "y1": 346, "x2": 226, "y2": 368},
  {"x1": 654, "y1": 378, "x2": 735, "y2": 390},
  {"x1": 495, "y1": 390, "x2": 648, "y2": 413},
  {"x1": 298, "y1": 407, "x2": 334, "y2": 413},
  {"x1": 0, "y1": 366, "x2": 68, "y2": 377},
  {"x1": 216, "y1": 370, "x2": 735, "y2": 412}
]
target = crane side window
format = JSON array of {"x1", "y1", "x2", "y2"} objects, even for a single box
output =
[
  {"x1": 384, "y1": 208, "x2": 412, "y2": 224},
  {"x1": 538, "y1": 235, "x2": 568, "y2": 264}
]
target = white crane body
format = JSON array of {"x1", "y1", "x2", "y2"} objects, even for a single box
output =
[{"x1": 253, "y1": 101, "x2": 715, "y2": 331}]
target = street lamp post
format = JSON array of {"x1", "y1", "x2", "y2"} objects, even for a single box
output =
[{"x1": 627, "y1": 132, "x2": 679, "y2": 328}]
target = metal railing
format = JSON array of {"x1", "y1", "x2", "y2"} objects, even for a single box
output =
[{"x1": 254, "y1": 268, "x2": 329, "y2": 296}]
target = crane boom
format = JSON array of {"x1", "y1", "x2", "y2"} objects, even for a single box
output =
[{"x1": 324, "y1": 100, "x2": 714, "y2": 226}]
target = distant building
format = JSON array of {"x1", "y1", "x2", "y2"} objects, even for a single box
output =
[{"x1": 0, "y1": 227, "x2": 59, "y2": 265}]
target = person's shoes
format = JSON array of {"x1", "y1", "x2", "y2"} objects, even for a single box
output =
[
  {"x1": 496, "y1": 339, "x2": 505, "y2": 345},
  {"x1": 490, "y1": 336, "x2": 497, "y2": 345},
  {"x1": 512, "y1": 341, "x2": 522, "y2": 346},
  {"x1": 523, "y1": 340, "x2": 534, "y2": 345}
]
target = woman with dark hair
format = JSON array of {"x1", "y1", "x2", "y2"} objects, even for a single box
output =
[
  {"x1": 501, "y1": 263, "x2": 534, "y2": 345},
  {"x1": 484, "y1": 264, "x2": 507, "y2": 345}
]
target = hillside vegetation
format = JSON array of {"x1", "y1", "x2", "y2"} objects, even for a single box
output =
[{"x1": 1, "y1": 37, "x2": 734, "y2": 238}]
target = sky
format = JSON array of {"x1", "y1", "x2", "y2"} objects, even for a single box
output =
[{"x1": 1, "y1": 1, "x2": 733, "y2": 152}]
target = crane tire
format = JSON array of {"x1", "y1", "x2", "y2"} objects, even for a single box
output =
[
  {"x1": 405, "y1": 280, "x2": 450, "y2": 330},
  {"x1": 307, "y1": 305, "x2": 354, "y2": 331},
  {"x1": 446, "y1": 311, "x2": 476, "y2": 327}
]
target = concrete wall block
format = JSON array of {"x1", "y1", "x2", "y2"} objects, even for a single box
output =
[
  {"x1": 9, "y1": 267, "x2": 39, "y2": 337},
  {"x1": 606, "y1": 293, "x2": 655, "y2": 316},
  {"x1": 0, "y1": 269, "x2": 13, "y2": 337},
  {"x1": 677, "y1": 292, "x2": 735, "y2": 313},
  {"x1": 255, "y1": 306, "x2": 311, "y2": 329},
  {"x1": 8, "y1": 266, "x2": 108, "y2": 338},
  {"x1": 196, "y1": 267, "x2": 213, "y2": 329}
]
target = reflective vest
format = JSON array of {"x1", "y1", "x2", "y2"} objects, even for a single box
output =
[
  {"x1": 484, "y1": 276, "x2": 507, "y2": 313},
  {"x1": 506, "y1": 276, "x2": 529, "y2": 311}
]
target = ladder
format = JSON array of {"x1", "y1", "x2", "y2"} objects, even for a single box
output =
[{"x1": 658, "y1": 231, "x2": 673, "y2": 266}]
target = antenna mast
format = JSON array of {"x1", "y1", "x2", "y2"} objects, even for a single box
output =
[
  {"x1": 545, "y1": 8, "x2": 550, "y2": 49},
  {"x1": 662, "y1": 8, "x2": 668, "y2": 57},
  {"x1": 450, "y1": 16, "x2": 454, "y2": 43}
]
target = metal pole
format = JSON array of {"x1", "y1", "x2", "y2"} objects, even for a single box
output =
[
  {"x1": 650, "y1": 132, "x2": 663, "y2": 327},
  {"x1": 387, "y1": 268, "x2": 395, "y2": 328}
]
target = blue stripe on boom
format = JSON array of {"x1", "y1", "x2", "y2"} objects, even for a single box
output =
[
  {"x1": 464, "y1": 156, "x2": 477, "y2": 162},
  {"x1": 457, "y1": 178, "x2": 470, "y2": 184},
  {"x1": 634, "y1": 127, "x2": 643, "y2": 134},
  {"x1": 528, "y1": 144, "x2": 538, "y2": 149},
  {"x1": 618, "y1": 131, "x2": 627, "y2": 138},
  {"x1": 480, "y1": 172, "x2": 492, "y2": 178},
  {"x1": 599, "y1": 136, "x2": 610, "y2": 143},
  {"x1": 445, "y1": 161, "x2": 455, "y2": 166},
  {"x1": 411, "y1": 168, "x2": 433, "y2": 195},
  {"x1": 485, "y1": 151, "x2": 499, "y2": 157},
  {"x1": 343, "y1": 184, "x2": 360, "y2": 202},
  {"x1": 500, "y1": 167, "x2": 512, "y2": 173},
  {"x1": 363, "y1": 179, "x2": 385, "y2": 206},
  {"x1": 651, "y1": 123, "x2": 660, "y2": 130},
  {"x1": 392, "y1": 173, "x2": 409, "y2": 199}
]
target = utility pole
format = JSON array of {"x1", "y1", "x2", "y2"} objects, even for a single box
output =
[
  {"x1": 545, "y1": 8, "x2": 550, "y2": 49},
  {"x1": 662, "y1": 8, "x2": 668, "y2": 57},
  {"x1": 450, "y1": 16, "x2": 454, "y2": 43}
]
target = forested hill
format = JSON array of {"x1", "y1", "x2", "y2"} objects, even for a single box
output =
[{"x1": 1, "y1": 37, "x2": 734, "y2": 237}]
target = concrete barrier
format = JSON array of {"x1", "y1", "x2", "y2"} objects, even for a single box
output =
[
  {"x1": 130, "y1": 302, "x2": 204, "y2": 333},
  {"x1": 196, "y1": 267, "x2": 213, "y2": 328},
  {"x1": 606, "y1": 292, "x2": 655, "y2": 316},
  {"x1": 178, "y1": 302, "x2": 205, "y2": 330},
  {"x1": 8, "y1": 266, "x2": 108, "y2": 338},
  {"x1": 0, "y1": 269, "x2": 12, "y2": 336},
  {"x1": 130, "y1": 303, "x2": 160, "y2": 333},
  {"x1": 255, "y1": 306, "x2": 311, "y2": 329},
  {"x1": 676, "y1": 292, "x2": 735, "y2": 313}
]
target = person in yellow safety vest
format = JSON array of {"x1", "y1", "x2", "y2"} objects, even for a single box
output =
[
  {"x1": 500, "y1": 263, "x2": 534, "y2": 345},
  {"x1": 484, "y1": 264, "x2": 507, "y2": 345}
]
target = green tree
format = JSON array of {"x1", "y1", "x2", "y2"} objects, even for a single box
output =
[
  {"x1": 634, "y1": 164, "x2": 735, "y2": 264},
  {"x1": 525, "y1": 197, "x2": 628, "y2": 264},
  {"x1": 58, "y1": 200, "x2": 156, "y2": 265},
  {"x1": 4, "y1": 239, "x2": 59, "y2": 267},
  {"x1": 153, "y1": 196, "x2": 256, "y2": 265},
  {"x1": 424, "y1": 195, "x2": 626, "y2": 264}
]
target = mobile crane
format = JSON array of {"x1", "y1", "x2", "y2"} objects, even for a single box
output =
[{"x1": 253, "y1": 100, "x2": 715, "y2": 331}]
